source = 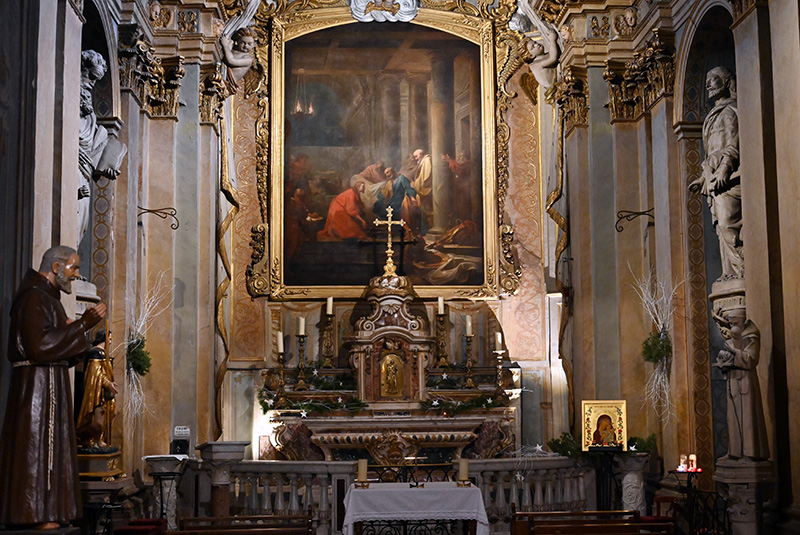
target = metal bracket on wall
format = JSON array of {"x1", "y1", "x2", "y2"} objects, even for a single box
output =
[
  {"x1": 616, "y1": 208, "x2": 654, "y2": 232},
  {"x1": 137, "y1": 206, "x2": 180, "y2": 230}
]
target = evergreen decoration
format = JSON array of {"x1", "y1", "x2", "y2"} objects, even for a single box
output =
[
  {"x1": 420, "y1": 394, "x2": 506, "y2": 414},
  {"x1": 258, "y1": 389, "x2": 367, "y2": 414},
  {"x1": 547, "y1": 432, "x2": 581, "y2": 460},
  {"x1": 126, "y1": 335, "x2": 151, "y2": 376},
  {"x1": 641, "y1": 330, "x2": 672, "y2": 364}
]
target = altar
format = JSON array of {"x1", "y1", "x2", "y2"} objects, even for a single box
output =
[{"x1": 256, "y1": 212, "x2": 519, "y2": 465}]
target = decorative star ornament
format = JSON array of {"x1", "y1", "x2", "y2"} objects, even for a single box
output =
[
  {"x1": 300, "y1": 410, "x2": 308, "y2": 418},
  {"x1": 337, "y1": 397, "x2": 344, "y2": 404},
  {"x1": 313, "y1": 369, "x2": 319, "y2": 376},
  {"x1": 534, "y1": 444, "x2": 545, "y2": 453},
  {"x1": 630, "y1": 444, "x2": 637, "y2": 451},
  {"x1": 432, "y1": 399, "x2": 440, "y2": 406},
  {"x1": 486, "y1": 397, "x2": 493, "y2": 404},
  {"x1": 266, "y1": 398, "x2": 274, "y2": 407},
  {"x1": 442, "y1": 373, "x2": 448, "y2": 380}
]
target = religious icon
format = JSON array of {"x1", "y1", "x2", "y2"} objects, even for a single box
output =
[
  {"x1": 582, "y1": 400, "x2": 627, "y2": 451},
  {"x1": 380, "y1": 353, "x2": 405, "y2": 397}
]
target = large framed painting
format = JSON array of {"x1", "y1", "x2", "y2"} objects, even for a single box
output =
[{"x1": 247, "y1": 6, "x2": 519, "y2": 299}]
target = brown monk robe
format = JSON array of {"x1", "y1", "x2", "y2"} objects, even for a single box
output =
[{"x1": 0, "y1": 246, "x2": 106, "y2": 529}]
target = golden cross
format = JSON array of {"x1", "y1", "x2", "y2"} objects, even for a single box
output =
[{"x1": 373, "y1": 206, "x2": 406, "y2": 276}]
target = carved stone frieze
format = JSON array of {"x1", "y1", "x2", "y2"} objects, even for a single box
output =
[
  {"x1": 118, "y1": 25, "x2": 185, "y2": 119},
  {"x1": 589, "y1": 16, "x2": 610, "y2": 39},
  {"x1": 603, "y1": 28, "x2": 675, "y2": 121},
  {"x1": 554, "y1": 66, "x2": 588, "y2": 134},
  {"x1": 178, "y1": 10, "x2": 199, "y2": 33},
  {"x1": 365, "y1": 430, "x2": 421, "y2": 465},
  {"x1": 200, "y1": 64, "x2": 226, "y2": 125}
]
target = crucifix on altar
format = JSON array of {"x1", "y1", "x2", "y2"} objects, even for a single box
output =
[{"x1": 373, "y1": 207, "x2": 406, "y2": 277}]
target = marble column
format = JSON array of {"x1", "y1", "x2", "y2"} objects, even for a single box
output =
[
  {"x1": 611, "y1": 119, "x2": 649, "y2": 435},
  {"x1": 767, "y1": 0, "x2": 800, "y2": 526},
  {"x1": 468, "y1": 53, "x2": 482, "y2": 227},
  {"x1": 586, "y1": 67, "x2": 620, "y2": 400},
  {"x1": 715, "y1": 459, "x2": 776, "y2": 535},
  {"x1": 407, "y1": 74, "x2": 429, "y2": 154},
  {"x1": 380, "y1": 73, "x2": 402, "y2": 169},
  {"x1": 429, "y1": 50, "x2": 457, "y2": 233},
  {"x1": 564, "y1": 123, "x2": 593, "y2": 422}
]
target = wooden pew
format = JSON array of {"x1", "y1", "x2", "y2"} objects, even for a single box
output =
[
  {"x1": 511, "y1": 505, "x2": 673, "y2": 535},
  {"x1": 172, "y1": 507, "x2": 313, "y2": 535}
]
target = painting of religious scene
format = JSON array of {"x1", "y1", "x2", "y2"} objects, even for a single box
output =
[
  {"x1": 582, "y1": 400, "x2": 628, "y2": 451},
  {"x1": 282, "y1": 22, "x2": 486, "y2": 289}
]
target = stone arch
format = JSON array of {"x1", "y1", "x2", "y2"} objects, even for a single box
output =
[
  {"x1": 674, "y1": 3, "x2": 737, "y2": 469},
  {"x1": 674, "y1": 1, "x2": 735, "y2": 124},
  {"x1": 81, "y1": 0, "x2": 121, "y2": 125}
]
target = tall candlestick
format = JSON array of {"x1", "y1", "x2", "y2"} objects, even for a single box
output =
[
  {"x1": 326, "y1": 297, "x2": 333, "y2": 315},
  {"x1": 495, "y1": 331, "x2": 503, "y2": 350},
  {"x1": 458, "y1": 458, "x2": 469, "y2": 481},
  {"x1": 277, "y1": 331, "x2": 284, "y2": 353},
  {"x1": 298, "y1": 316, "x2": 306, "y2": 336},
  {"x1": 357, "y1": 459, "x2": 368, "y2": 481},
  {"x1": 465, "y1": 315, "x2": 473, "y2": 336},
  {"x1": 437, "y1": 297, "x2": 444, "y2": 315}
]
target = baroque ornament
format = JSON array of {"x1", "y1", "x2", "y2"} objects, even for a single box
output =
[{"x1": 351, "y1": 0, "x2": 418, "y2": 22}]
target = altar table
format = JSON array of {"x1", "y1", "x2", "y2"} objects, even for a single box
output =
[{"x1": 342, "y1": 481, "x2": 489, "y2": 535}]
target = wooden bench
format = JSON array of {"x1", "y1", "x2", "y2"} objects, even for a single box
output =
[
  {"x1": 511, "y1": 506, "x2": 673, "y2": 535},
  {"x1": 172, "y1": 508, "x2": 313, "y2": 535}
]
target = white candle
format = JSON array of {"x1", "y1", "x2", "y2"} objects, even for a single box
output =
[
  {"x1": 277, "y1": 331, "x2": 284, "y2": 353},
  {"x1": 437, "y1": 297, "x2": 444, "y2": 315},
  {"x1": 458, "y1": 458, "x2": 469, "y2": 480},
  {"x1": 465, "y1": 315, "x2": 473, "y2": 336},
  {"x1": 298, "y1": 316, "x2": 306, "y2": 336},
  {"x1": 357, "y1": 459, "x2": 368, "y2": 481},
  {"x1": 495, "y1": 332, "x2": 503, "y2": 350},
  {"x1": 326, "y1": 297, "x2": 333, "y2": 315}
]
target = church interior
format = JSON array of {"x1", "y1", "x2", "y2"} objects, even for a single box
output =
[{"x1": 1, "y1": 0, "x2": 799, "y2": 533}]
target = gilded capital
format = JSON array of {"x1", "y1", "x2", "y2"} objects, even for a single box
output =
[
  {"x1": 555, "y1": 66, "x2": 588, "y2": 133},
  {"x1": 200, "y1": 64, "x2": 227, "y2": 126}
]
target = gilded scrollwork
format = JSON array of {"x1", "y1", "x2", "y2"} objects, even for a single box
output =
[
  {"x1": 554, "y1": 66, "x2": 588, "y2": 134},
  {"x1": 602, "y1": 28, "x2": 675, "y2": 122},
  {"x1": 200, "y1": 65, "x2": 226, "y2": 125}
]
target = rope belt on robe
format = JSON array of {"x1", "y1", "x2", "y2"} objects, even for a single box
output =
[{"x1": 12, "y1": 361, "x2": 68, "y2": 489}]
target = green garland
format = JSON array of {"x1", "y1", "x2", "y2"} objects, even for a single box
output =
[
  {"x1": 126, "y1": 335, "x2": 151, "y2": 376},
  {"x1": 258, "y1": 388, "x2": 367, "y2": 414},
  {"x1": 420, "y1": 394, "x2": 505, "y2": 414},
  {"x1": 642, "y1": 330, "x2": 672, "y2": 364}
]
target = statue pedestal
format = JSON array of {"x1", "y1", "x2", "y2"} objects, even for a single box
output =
[
  {"x1": 77, "y1": 450, "x2": 124, "y2": 480},
  {"x1": 714, "y1": 457, "x2": 775, "y2": 535},
  {"x1": 616, "y1": 453, "x2": 649, "y2": 516},
  {"x1": 709, "y1": 277, "x2": 746, "y2": 319}
]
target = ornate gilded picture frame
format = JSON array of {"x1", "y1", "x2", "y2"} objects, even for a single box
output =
[
  {"x1": 246, "y1": 4, "x2": 523, "y2": 300},
  {"x1": 581, "y1": 400, "x2": 628, "y2": 451}
]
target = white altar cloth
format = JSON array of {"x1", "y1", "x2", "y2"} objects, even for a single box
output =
[{"x1": 342, "y1": 481, "x2": 489, "y2": 535}]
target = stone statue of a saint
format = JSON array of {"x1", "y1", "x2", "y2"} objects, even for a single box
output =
[
  {"x1": 79, "y1": 50, "x2": 127, "y2": 247},
  {"x1": 713, "y1": 308, "x2": 769, "y2": 460},
  {"x1": 689, "y1": 66, "x2": 743, "y2": 280}
]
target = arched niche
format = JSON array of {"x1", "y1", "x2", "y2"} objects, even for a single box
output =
[
  {"x1": 81, "y1": 0, "x2": 121, "y2": 129},
  {"x1": 675, "y1": 3, "x2": 736, "y2": 464}
]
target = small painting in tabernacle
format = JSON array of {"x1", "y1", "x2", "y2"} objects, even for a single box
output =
[{"x1": 582, "y1": 400, "x2": 627, "y2": 451}]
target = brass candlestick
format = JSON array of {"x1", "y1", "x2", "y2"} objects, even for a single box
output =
[
  {"x1": 295, "y1": 334, "x2": 309, "y2": 391},
  {"x1": 463, "y1": 334, "x2": 476, "y2": 389},
  {"x1": 435, "y1": 313, "x2": 448, "y2": 367},
  {"x1": 275, "y1": 350, "x2": 288, "y2": 408},
  {"x1": 321, "y1": 313, "x2": 335, "y2": 368},
  {"x1": 493, "y1": 349, "x2": 509, "y2": 403}
]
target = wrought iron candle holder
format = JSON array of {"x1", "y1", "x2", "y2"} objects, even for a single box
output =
[
  {"x1": 321, "y1": 313, "x2": 335, "y2": 368},
  {"x1": 435, "y1": 313, "x2": 448, "y2": 368},
  {"x1": 295, "y1": 333, "x2": 309, "y2": 391},
  {"x1": 463, "y1": 334, "x2": 476, "y2": 389}
]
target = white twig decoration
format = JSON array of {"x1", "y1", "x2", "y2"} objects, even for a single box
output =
[
  {"x1": 118, "y1": 270, "x2": 174, "y2": 417},
  {"x1": 631, "y1": 267, "x2": 682, "y2": 423}
]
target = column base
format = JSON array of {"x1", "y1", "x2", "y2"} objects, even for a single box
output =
[{"x1": 714, "y1": 457, "x2": 775, "y2": 535}]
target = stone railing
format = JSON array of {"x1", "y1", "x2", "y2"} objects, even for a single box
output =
[{"x1": 153, "y1": 443, "x2": 595, "y2": 534}]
